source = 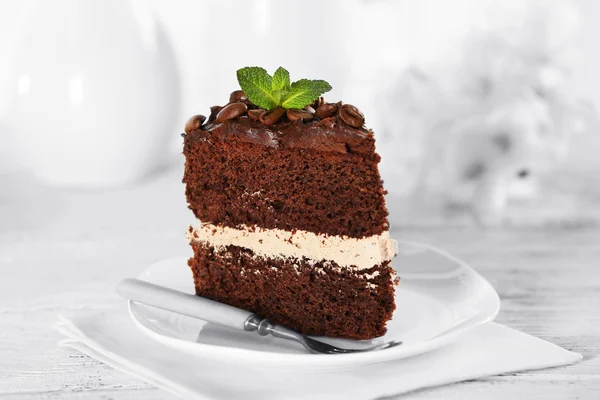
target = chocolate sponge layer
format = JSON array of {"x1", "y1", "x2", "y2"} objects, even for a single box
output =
[
  {"x1": 189, "y1": 241, "x2": 396, "y2": 340},
  {"x1": 183, "y1": 118, "x2": 389, "y2": 239}
]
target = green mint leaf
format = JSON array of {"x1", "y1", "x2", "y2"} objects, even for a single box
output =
[
  {"x1": 236, "y1": 66, "x2": 333, "y2": 111},
  {"x1": 281, "y1": 79, "x2": 332, "y2": 109},
  {"x1": 236, "y1": 67, "x2": 278, "y2": 110},
  {"x1": 271, "y1": 67, "x2": 290, "y2": 91}
]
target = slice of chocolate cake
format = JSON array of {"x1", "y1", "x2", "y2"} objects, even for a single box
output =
[{"x1": 183, "y1": 67, "x2": 397, "y2": 340}]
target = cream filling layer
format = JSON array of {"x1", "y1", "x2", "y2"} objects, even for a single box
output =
[{"x1": 187, "y1": 223, "x2": 397, "y2": 270}]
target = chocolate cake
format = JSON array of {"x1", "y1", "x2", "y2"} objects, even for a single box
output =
[{"x1": 183, "y1": 67, "x2": 398, "y2": 340}]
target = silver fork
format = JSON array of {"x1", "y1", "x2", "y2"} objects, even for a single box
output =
[
  {"x1": 117, "y1": 278, "x2": 402, "y2": 354},
  {"x1": 243, "y1": 314, "x2": 402, "y2": 354}
]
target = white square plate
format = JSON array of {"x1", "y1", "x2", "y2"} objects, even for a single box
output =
[{"x1": 129, "y1": 241, "x2": 500, "y2": 369}]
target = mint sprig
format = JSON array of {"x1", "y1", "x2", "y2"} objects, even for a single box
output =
[{"x1": 237, "y1": 66, "x2": 331, "y2": 110}]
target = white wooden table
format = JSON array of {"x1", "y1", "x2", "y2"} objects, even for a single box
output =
[{"x1": 1, "y1": 167, "x2": 599, "y2": 399}]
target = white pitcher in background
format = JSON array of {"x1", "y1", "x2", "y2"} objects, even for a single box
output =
[{"x1": 5, "y1": 0, "x2": 180, "y2": 187}]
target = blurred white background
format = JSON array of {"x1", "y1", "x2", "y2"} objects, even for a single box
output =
[
  {"x1": 0, "y1": 0, "x2": 599, "y2": 224},
  {"x1": 1, "y1": 4, "x2": 598, "y2": 396}
]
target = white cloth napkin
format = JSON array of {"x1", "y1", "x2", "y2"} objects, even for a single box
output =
[{"x1": 56, "y1": 308, "x2": 581, "y2": 400}]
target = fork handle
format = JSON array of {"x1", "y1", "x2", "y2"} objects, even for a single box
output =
[{"x1": 116, "y1": 278, "x2": 254, "y2": 331}]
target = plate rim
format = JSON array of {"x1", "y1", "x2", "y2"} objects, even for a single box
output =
[{"x1": 128, "y1": 240, "x2": 500, "y2": 368}]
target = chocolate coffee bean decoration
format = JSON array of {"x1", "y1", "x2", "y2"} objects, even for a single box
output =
[
  {"x1": 248, "y1": 109, "x2": 265, "y2": 121},
  {"x1": 260, "y1": 107, "x2": 286, "y2": 125},
  {"x1": 315, "y1": 103, "x2": 337, "y2": 119},
  {"x1": 184, "y1": 114, "x2": 206, "y2": 134},
  {"x1": 287, "y1": 109, "x2": 314, "y2": 122},
  {"x1": 338, "y1": 104, "x2": 364, "y2": 128},
  {"x1": 216, "y1": 103, "x2": 248, "y2": 123},
  {"x1": 229, "y1": 90, "x2": 247, "y2": 103}
]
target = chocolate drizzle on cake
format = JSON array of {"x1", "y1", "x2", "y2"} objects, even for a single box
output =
[
  {"x1": 196, "y1": 90, "x2": 367, "y2": 133},
  {"x1": 186, "y1": 90, "x2": 375, "y2": 156}
]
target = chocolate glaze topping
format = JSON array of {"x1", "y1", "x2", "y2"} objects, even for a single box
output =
[{"x1": 185, "y1": 92, "x2": 375, "y2": 155}]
